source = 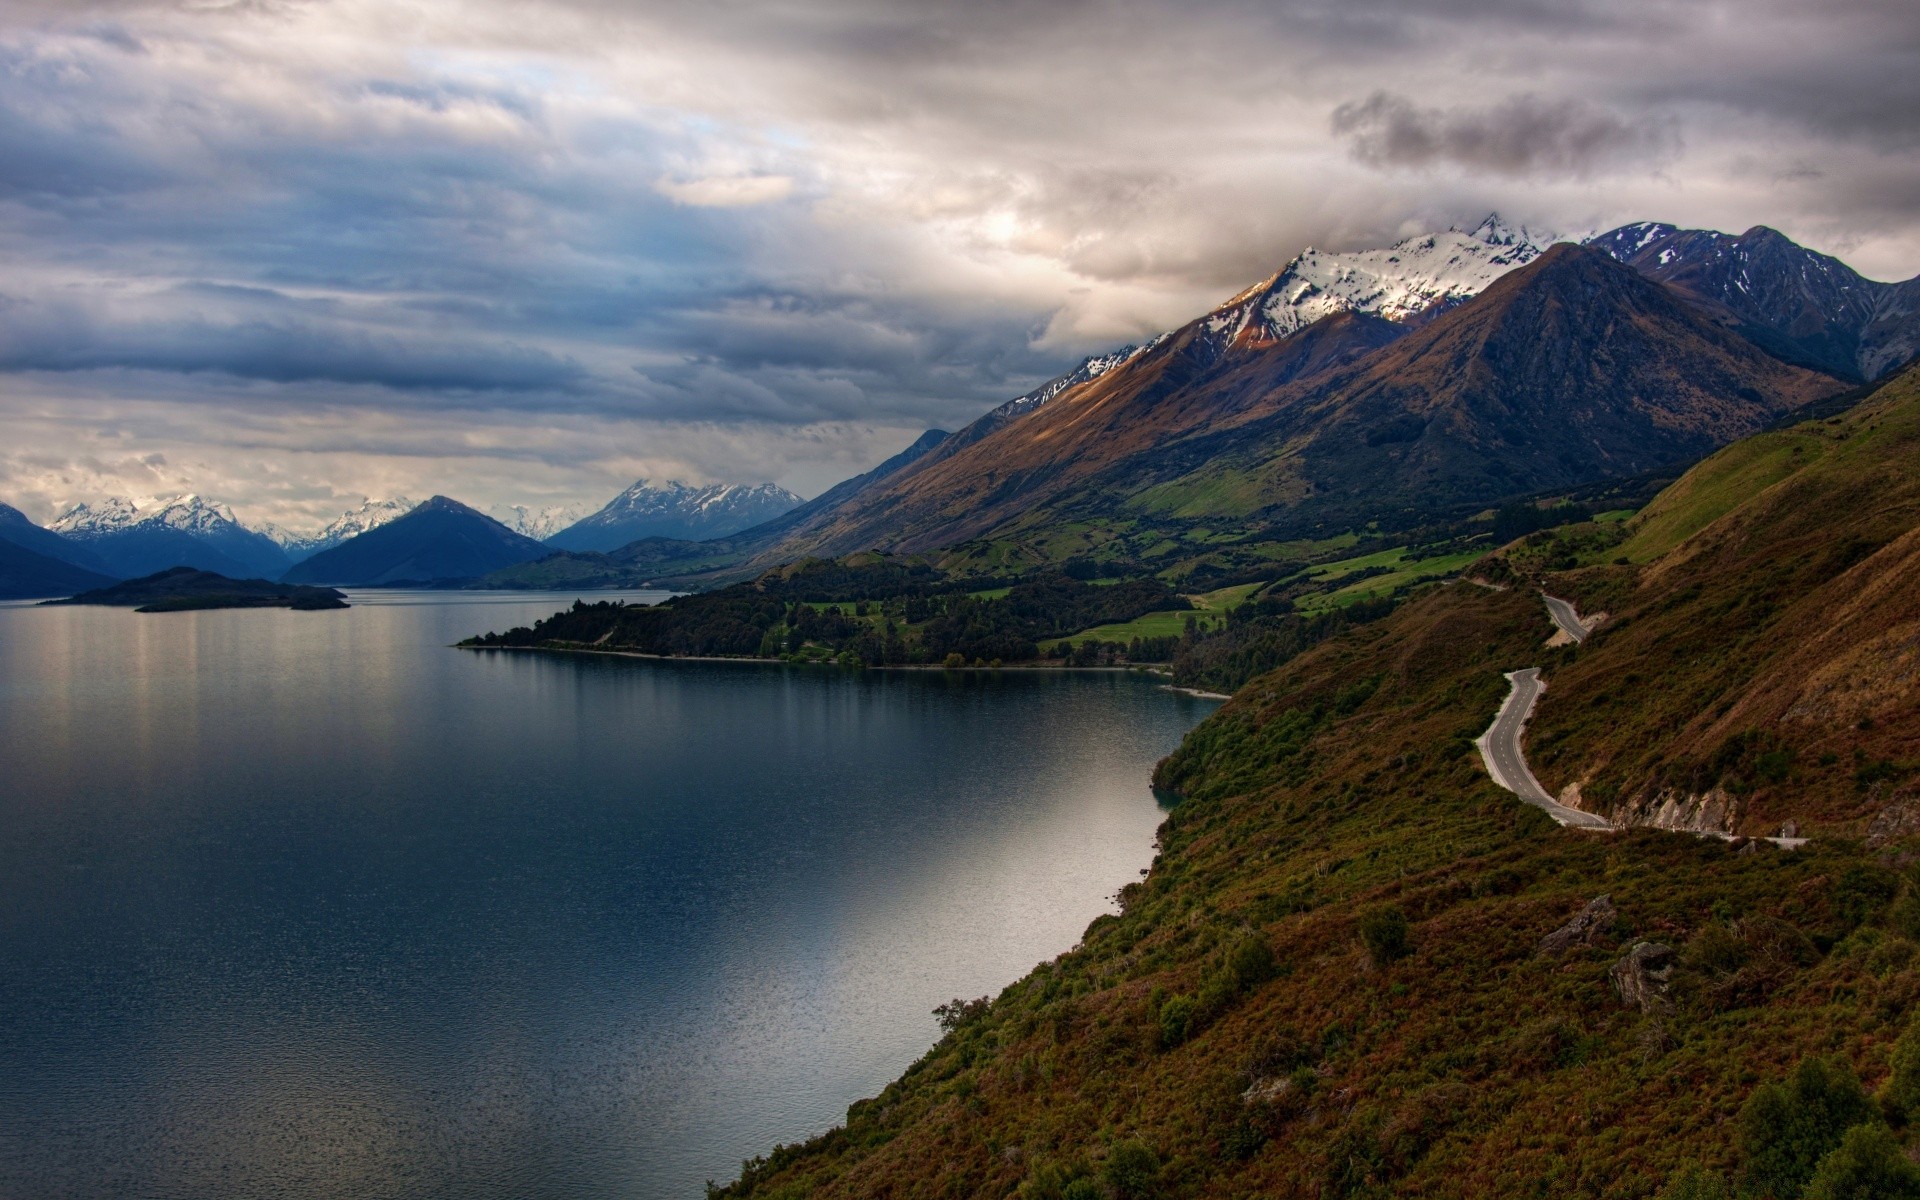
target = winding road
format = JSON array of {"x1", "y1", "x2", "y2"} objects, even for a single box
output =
[
  {"x1": 1477, "y1": 592, "x2": 1806, "y2": 846},
  {"x1": 1542, "y1": 594, "x2": 1593, "y2": 643},
  {"x1": 1476, "y1": 667, "x2": 1614, "y2": 829}
]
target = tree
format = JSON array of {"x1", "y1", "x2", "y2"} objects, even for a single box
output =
[
  {"x1": 1739, "y1": 1057, "x2": 1877, "y2": 1199},
  {"x1": 1804, "y1": 1123, "x2": 1920, "y2": 1200}
]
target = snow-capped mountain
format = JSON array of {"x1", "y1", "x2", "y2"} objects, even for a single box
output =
[
  {"x1": 997, "y1": 344, "x2": 1147, "y2": 421},
  {"x1": 1585, "y1": 221, "x2": 1920, "y2": 381},
  {"x1": 52, "y1": 494, "x2": 243, "y2": 538},
  {"x1": 1197, "y1": 214, "x2": 1554, "y2": 353},
  {"x1": 492, "y1": 503, "x2": 587, "y2": 542},
  {"x1": 546, "y1": 480, "x2": 804, "y2": 552},
  {"x1": 50, "y1": 494, "x2": 289, "y2": 579},
  {"x1": 267, "y1": 498, "x2": 419, "y2": 561}
]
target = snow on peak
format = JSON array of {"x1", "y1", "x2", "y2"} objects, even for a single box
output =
[
  {"x1": 993, "y1": 343, "x2": 1147, "y2": 421},
  {"x1": 491, "y1": 502, "x2": 586, "y2": 541},
  {"x1": 271, "y1": 497, "x2": 418, "y2": 552},
  {"x1": 1201, "y1": 217, "x2": 1559, "y2": 345},
  {"x1": 597, "y1": 479, "x2": 802, "y2": 520},
  {"x1": 51, "y1": 493, "x2": 248, "y2": 538}
]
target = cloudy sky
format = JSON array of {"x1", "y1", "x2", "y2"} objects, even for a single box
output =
[{"x1": 2, "y1": 0, "x2": 1917, "y2": 531}]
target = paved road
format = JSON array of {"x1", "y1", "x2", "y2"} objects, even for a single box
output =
[
  {"x1": 1476, "y1": 667, "x2": 1615, "y2": 830},
  {"x1": 1542, "y1": 594, "x2": 1592, "y2": 643}
]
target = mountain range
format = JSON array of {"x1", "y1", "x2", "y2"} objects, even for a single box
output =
[
  {"x1": 6, "y1": 215, "x2": 1913, "y2": 596},
  {"x1": 738, "y1": 229, "x2": 1847, "y2": 571},
  {"x1": 266, "y1": 498, "x2": 418, "y2": 560},
  {"x1": 545, "y1": 480, "x2": 803, "y2": 551},
  {"x1": 281, "y1": 496, "x2": 549, "y2": 585},
  {"x1": 49, "y1": 495, "x2": 291, "y2": 580}
]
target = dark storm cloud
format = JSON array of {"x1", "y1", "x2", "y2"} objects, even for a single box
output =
[{"x1": 1331, "y1": 91, "x2": 1677, "y2": 177}]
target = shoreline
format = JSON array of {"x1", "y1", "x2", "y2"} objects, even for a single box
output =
[{"x1": 457, "y1": 642, "x2": 1179, "y2": 677}]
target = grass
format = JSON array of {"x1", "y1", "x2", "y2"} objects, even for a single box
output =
[
  {"x1": 1062, "y1": 608, "x2": 1223, "y2": 646},
  {"x1": 1296, "y1": 549, "x2": 1484, "y2": 610},
  {"x1": 1062, "y1": 580, "x2": 1266, "y2": 646}
]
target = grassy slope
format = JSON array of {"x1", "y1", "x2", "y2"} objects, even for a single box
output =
[
  {"x1": 718, "y1": 581, "x2": 1917, "y2": 1199},
  {"x1": 715, "y1": 372, "x2": 1920, "y2": 1200},
  {"x1": 1523, "y1": 366, "x2": 1920, "y2": 835}
]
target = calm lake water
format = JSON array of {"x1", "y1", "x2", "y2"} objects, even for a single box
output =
[{"x1": 0, "y1": 591, "x2": 1217, "y2": 1200}]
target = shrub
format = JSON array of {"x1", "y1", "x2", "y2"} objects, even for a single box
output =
[
  {"x1": 943, "y1": 652, "x2": 966, "y2": 669},
  {"x1": 1883, "y1": 1020, "x2": 1920, "y2": 1123},
  {"x1": 1656, "y1": 1162, "x2": 1731, "y2": 1200},
  {"x1": 1358, "y1": 905, "x2": 1411, "y2": 967},
  {"x1": 1225, "y1": 932, "x2": 1277, "y2": 990},
  {"x1": 1739, "y1": 1057, "x2": 1877, "y2": 1199},
  {"x1": 1804, "y1": 1123, "x2": 1920, "y2": 1200},
  {"x1": 1159, "y1": 994, "x2": 1197, "y2": 1048},
  {"x1": 1102, "y1": 1140, "x2": 1161, "y2": 1199}
]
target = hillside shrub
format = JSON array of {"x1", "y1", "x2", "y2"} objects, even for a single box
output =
[
  {"x1": 1882, "y1": 1020, "x2": 1920, "y2": 1124},
  {"x1": 1804, "y1": 1123, "x2": 1920, "y2": 1200},
  {"x1": 1655, "y1": 1162, "x2": 1731, "y2": 1200},
  {"x1": 1358, "y1": 905, "x2": 1411, "y2": 967},
  {"x1": 1738, "y1": 1057, "x2": 1877, "y2": 1199},
  {"x1": 1101, "y1": 1140, "x2": 1161, "y2": 1199}
]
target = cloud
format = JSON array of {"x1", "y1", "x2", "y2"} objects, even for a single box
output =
[
  {"x1": 656, "y1": 174, "x2": 795, "y2": 207},
  {"x1": 1331, "y1": 91, "x2": 1677, "y2": 178},
  {"x1": 0, "y1": 0, "x2": 1913, "y2": 529}
]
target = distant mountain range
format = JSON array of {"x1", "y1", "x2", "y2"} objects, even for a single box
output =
[
  {"x1": 282, "y1": 496, "x2": 548, "y2": 585},
  {"x1": 6, "y1": 215, "x2": 1911, "y2": 596},
  {"x1": 545, "y1": 480, "x2": 803, "y2": 552},
  {"x1": 50, "y1": 495, "x2": 291, "y2": 580},
  {"x1": 1587, "y1": 222, "x2": 1920, "y2": 382},
  {"x1": 266, "y1": 498, "x2": 418, "y2": 560}
]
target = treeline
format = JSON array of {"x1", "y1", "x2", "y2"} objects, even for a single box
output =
[
  {"x1": 1167, "y1": 594, "x2": 1396, "y2": 694},
  {"x1": 462, "y1": 568, "x2": 1187, "y2": 666}
]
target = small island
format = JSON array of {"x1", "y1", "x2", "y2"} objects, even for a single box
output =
[{"x1": 45, "y1": 566, "x2": 350, "y2": 612}]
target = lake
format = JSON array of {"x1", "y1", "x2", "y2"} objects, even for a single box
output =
[{"x1": 0, "y1": 591, "x2": 1218, "y2": 1199}]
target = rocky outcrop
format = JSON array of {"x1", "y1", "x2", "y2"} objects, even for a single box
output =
[
  {"x1": 1611, "y1": 786, "x2": 1741, "y2": 836},
  {"x1": 1867, "y1": 790, "x2": 1920, "y2": 848},
  {"x1": 1609, "y1": 942, "x2": 1676, "y2": 1013},
  {"x1": 1537, "y1": 895, "x2": 1616, "y2": 957}
]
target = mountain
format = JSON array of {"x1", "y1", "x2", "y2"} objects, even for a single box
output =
[
  {"x1": 492, "y1": 502, "x2": 587, "y2": 542},
  {"x1": 760, "y1": 244, "x2": 1838, "y2": 561},
  {"x1": 268, "y1": 498, "x2": 417, "y2": 561},
  {"x1": 0, "y1": 502, "x2": 117, "y2": 575},
  {"x1": 50, "y1": 495, "x2": 290, "y2": 579},
  {"x1": 1587, "y1": 221, "x2": 1920, "y2": 381},
  {"x1": 477, "y1": 430, "x2": 955, "y2": 590},
  {"x1": 281, "y1": 496, "x2": 548, "y2": 585},
  {"x1": 544, "y1": 480, "x2": 804, "y2": 552},
  {"x1": 1205, "y1": 213, "x2": 1552, "y2": 349},
  {"x1": 714, "y1": 365, "x2": 1920, "y2": 1200},
  {"x1": 0, "y1": 538, "x2": 116, "y2": 600}
]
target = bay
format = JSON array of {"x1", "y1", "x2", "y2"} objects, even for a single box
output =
[{"x1": 0, "y1": 591, "x2": 1217, "y2": 1199}]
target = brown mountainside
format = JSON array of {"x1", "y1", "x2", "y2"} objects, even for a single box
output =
[{"x1": 758, "y1": 246, "x2": 1839, "y2": 563}]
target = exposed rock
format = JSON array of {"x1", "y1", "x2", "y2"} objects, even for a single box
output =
[
  {"x1": 1242, "y1": 1076, "x2": 1293, "y2": 1105},
  {"x1": 1616, "y1": 785, "x2": 1740, "y2": 835},
  {"x1": 1867, "y1": 791, "x2": 1920, "y2": 848},
  {"x1": 1537, "y1": 895, "x2": 1616, "y2": 957},
  {"x1": 1609, "y1": 941, "x2": 1676, "y2": 1013}
]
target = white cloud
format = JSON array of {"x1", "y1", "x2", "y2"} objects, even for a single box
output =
[{"x1": 655, "y1": 173, "x2": 795, "y2": 207}]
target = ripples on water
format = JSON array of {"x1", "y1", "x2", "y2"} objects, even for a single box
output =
[{"x1": 0, "y1": 591, "x2": 1217, "y2": 1199}]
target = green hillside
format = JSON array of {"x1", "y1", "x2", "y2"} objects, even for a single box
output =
[{"x1": 712, "y1": 367, "x2": 1920, "y2": 1197}]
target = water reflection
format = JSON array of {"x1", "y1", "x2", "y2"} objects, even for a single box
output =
[{"x1": 0, "y1": 592, "x2": 1216, "y2": 1199}]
